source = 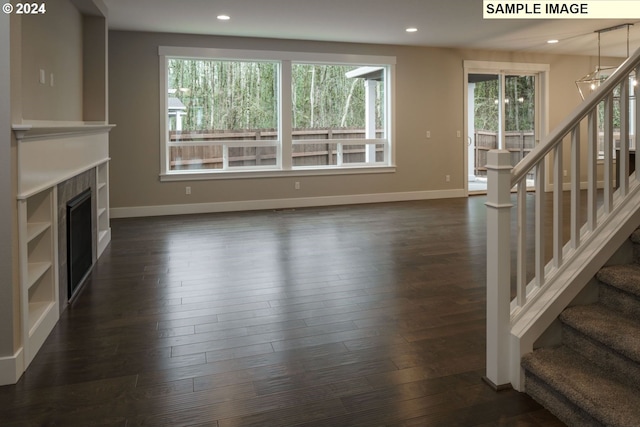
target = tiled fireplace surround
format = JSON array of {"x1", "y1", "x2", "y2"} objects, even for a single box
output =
[{"x1": 57, "y1": 169, "x2": 97, "y2": 309}]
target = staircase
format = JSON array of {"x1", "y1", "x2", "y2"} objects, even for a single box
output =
[
  {"x1": 485, "y1": 46, "x2": 640, "y2": 392},
  {"x1": 522, "y1": 229, "x2": 640, "y2": 427}
]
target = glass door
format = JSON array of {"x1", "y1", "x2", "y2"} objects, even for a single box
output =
[
  {"x1": 466, "y1": 69, "x2": 540, "y2": 193},
  {"x1": 468, "y1": 74, "x2": 499, "y2": 193},
  {"x1": 504, "y1": 74, "x2": 537, "y2": 189}
]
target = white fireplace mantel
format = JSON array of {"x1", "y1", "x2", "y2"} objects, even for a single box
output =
[
  {"x1": 13, "y1": 121, "x2": 115, "y2": 199},
  {"x1": 13, "y1": 120, "x2": 114, "y2": 141}
]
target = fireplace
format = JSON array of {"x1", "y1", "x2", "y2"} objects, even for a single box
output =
[
  {"x1": 67, "y1": 188, "x2": 93, "y2": 300},
  {"x1": 11, "y1": 121, "x2": 112, "y2": 382}
]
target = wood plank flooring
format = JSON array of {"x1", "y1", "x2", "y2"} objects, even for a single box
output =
[{"x1": 0, "y1": 197, "x2": 565, "y2": 426}]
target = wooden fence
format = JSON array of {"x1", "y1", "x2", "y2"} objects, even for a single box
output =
[
  {"x1": 474, "y1": 130, "x2": 535, "y2": 176},
  {"x1": 169, "y1": 129, "x2": 383, "y2": 169}
]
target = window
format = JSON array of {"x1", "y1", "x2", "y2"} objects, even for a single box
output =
[
  {"x1": 595, "y1": 75, "x2": 636, "y2": 160},
  {"x1": 292, "y1": 64, "x2": 387, "y2": 167},
  {"x1": 167, "y1": 58, "x2": 279, "y2": 171},
  {"x1": 159, "y1": 47, "x2": 395, "y2": 179}
]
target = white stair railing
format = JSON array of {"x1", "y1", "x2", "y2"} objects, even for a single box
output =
[{"x1": 486, "y1": 47, "x2": 640, "y2": 391}]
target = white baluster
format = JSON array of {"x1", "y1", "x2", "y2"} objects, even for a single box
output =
[
  {"x1": 553, "y1": 143, "x2": 563, "y2": 268},
  {"x1": 604, "y1": 94, "x2": 614, "y2": 213},
  {"x1": 588, "y1": 110, "x2": 598, "y2": 231},
  {"x1": 535, "y1": 161, "x2": 545, "y2": 287},
  {"x1": 571, "y1": 127, "x2": 580, "y2": 249},
  {"x1": 619, "y1": 77, "x2": 629, "y2": 196}
]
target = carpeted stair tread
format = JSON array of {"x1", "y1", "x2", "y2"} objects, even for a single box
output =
[
  {"x1": 522, "y1": 346, "x2": 640, "y2": 427},
  {"x1": 560, "y1": 304, "x2": 640, "y2": 363},
  {"x1": 596, "y1": 264, "x2": 640, "y2": 297}
]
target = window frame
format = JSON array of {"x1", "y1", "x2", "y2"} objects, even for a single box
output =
[{"x1": 159, "y1": 46, "x2": 396, "y2": 181}]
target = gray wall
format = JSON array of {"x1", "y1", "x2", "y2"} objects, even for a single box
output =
[
  {"x1": 109, "y1": 30, "x2": 599, "y2": 212},
  {"x1": 21, "y1": 0, "x2": 83, "y2": 121}
]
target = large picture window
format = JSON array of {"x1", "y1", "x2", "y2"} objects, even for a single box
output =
[{"x1": 159, "y1": 47, "x2": 395, "y2": 179}]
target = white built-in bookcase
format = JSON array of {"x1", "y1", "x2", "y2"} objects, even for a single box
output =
[{"x1": 13, "y1": 123, "x2": 113, "y2": 369}]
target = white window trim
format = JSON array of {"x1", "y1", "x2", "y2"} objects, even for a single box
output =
[{"x1": 159, "y1": 46, "x2": 396, "y2": 180}]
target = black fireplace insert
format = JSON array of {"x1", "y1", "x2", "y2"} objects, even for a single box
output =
[{"x1": 67, "y1": 188, "x2": 92, "y2": 300}]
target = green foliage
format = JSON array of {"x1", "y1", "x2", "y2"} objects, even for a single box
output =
[
  {"x1": 169, "y1": 59, "x2": 278, "y2": 131},
  {"x1": 473, "y1": 75, "x2": 536, "y2": 132},
  {"x1": 168, "y1": 59, "x2": 385, "y2": 132},
  {"x1": 293, "y1": 64, "x2": 366, "y2": 129}
]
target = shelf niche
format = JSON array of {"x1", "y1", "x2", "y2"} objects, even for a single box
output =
[{"x1": 20, "y1": 188, "x2": 58, "y2": 367}]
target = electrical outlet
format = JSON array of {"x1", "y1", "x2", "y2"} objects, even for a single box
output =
[
  {"x1": 563, "y1": 170, "x2": 568, "y2": 177},
  {"x1": 445, "y1": 175, "x2": 450, "y2": 182},
  {"x1": 185, "y1": 186, "x2": 191, "y2": 195},
  {"x1": 294, "y1": 181, "x2": 300, "y2": 190},
  {"x1": 426, "y1": 131, "x2": 431, "y2": 138},
  {"x1": 456, "y1": 130, "x2": 461, "y2": 138}
]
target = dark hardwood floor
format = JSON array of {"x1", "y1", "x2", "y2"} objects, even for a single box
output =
[{"x1": 0, "y1": 197, "x2": 565, "y2": 427}]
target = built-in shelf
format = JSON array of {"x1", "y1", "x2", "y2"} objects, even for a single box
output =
[
  {"x1": 26, "y1": 222, "x2": 51, "y2": 243},
  {"x1": 26, "y1": 262, "x2": 51, "y2": 290},
  {"x1": 96, "y1": 162, "x2": 110, "y2": 257},
  {"x1": 19, "y1": 188, "x2": 59, "y2": 368},
  {"x1": 98, "y1": 229, "x2": 109, "y2": 242},
  {"x1": 28, "y1": 301, "x2": 54, "y2": 334}
]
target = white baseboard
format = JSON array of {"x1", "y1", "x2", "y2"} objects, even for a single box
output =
[
  {"x1": 0, "y1": 347, "x2": 23, "y2": 386},
  {"x1": 111, "y1": 189, "x2": 466, "y2": 218}
]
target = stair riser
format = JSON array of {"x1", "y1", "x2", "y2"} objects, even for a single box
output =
[
  {"x1": 633, "y1": 242, "x2": 640, "y2": 264},
  {"x1": 525, "y1": 372, "x2": 603, "y2": 427},
  {"x1": 599, "y1": 283, "x2": 640, "y2": 320},
  {"x1": 561, "y1": 324, "x2": 640, "y2": 390}
]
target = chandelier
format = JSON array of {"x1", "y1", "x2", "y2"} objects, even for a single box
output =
[{"x1": 575, "y1": 24, "x2": 634, "y2": 100}]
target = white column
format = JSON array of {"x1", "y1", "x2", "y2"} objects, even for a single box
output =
[
  {"x1": 485, "y1": 150, "x2": 513, "y2": 389},
  {"x1": 176, "y1": 112, "x2": 183, "y2": 131},
  {"x1": 365, "y1": 79, "x2": 377, "y2": 163},
  {"x1": 499, "y1": 76, "x2": 506, "y2": 150}
]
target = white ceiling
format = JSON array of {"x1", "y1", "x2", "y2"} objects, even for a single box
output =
[{"x1": 102, "y1": 0, "x2": 640, "y2": 57}]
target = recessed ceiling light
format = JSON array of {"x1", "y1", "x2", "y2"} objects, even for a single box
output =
[
  {"x1": 547, "y1": 39, "x2": 559, "y2": 44},
  {"x1": 217, "y1": 14, "x2": 231, "y2": 21},
  {"x1": 406, "y1": 27, "x2": 418, "y2": 33}
]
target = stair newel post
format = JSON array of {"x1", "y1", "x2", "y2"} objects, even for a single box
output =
[{"x1": 485, "y1": 150, "x2": 514, "y2": 390}]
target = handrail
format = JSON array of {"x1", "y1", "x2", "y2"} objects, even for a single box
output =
[{"x1": 511, "y1": 46, "x2": 640, "y2": 186}]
